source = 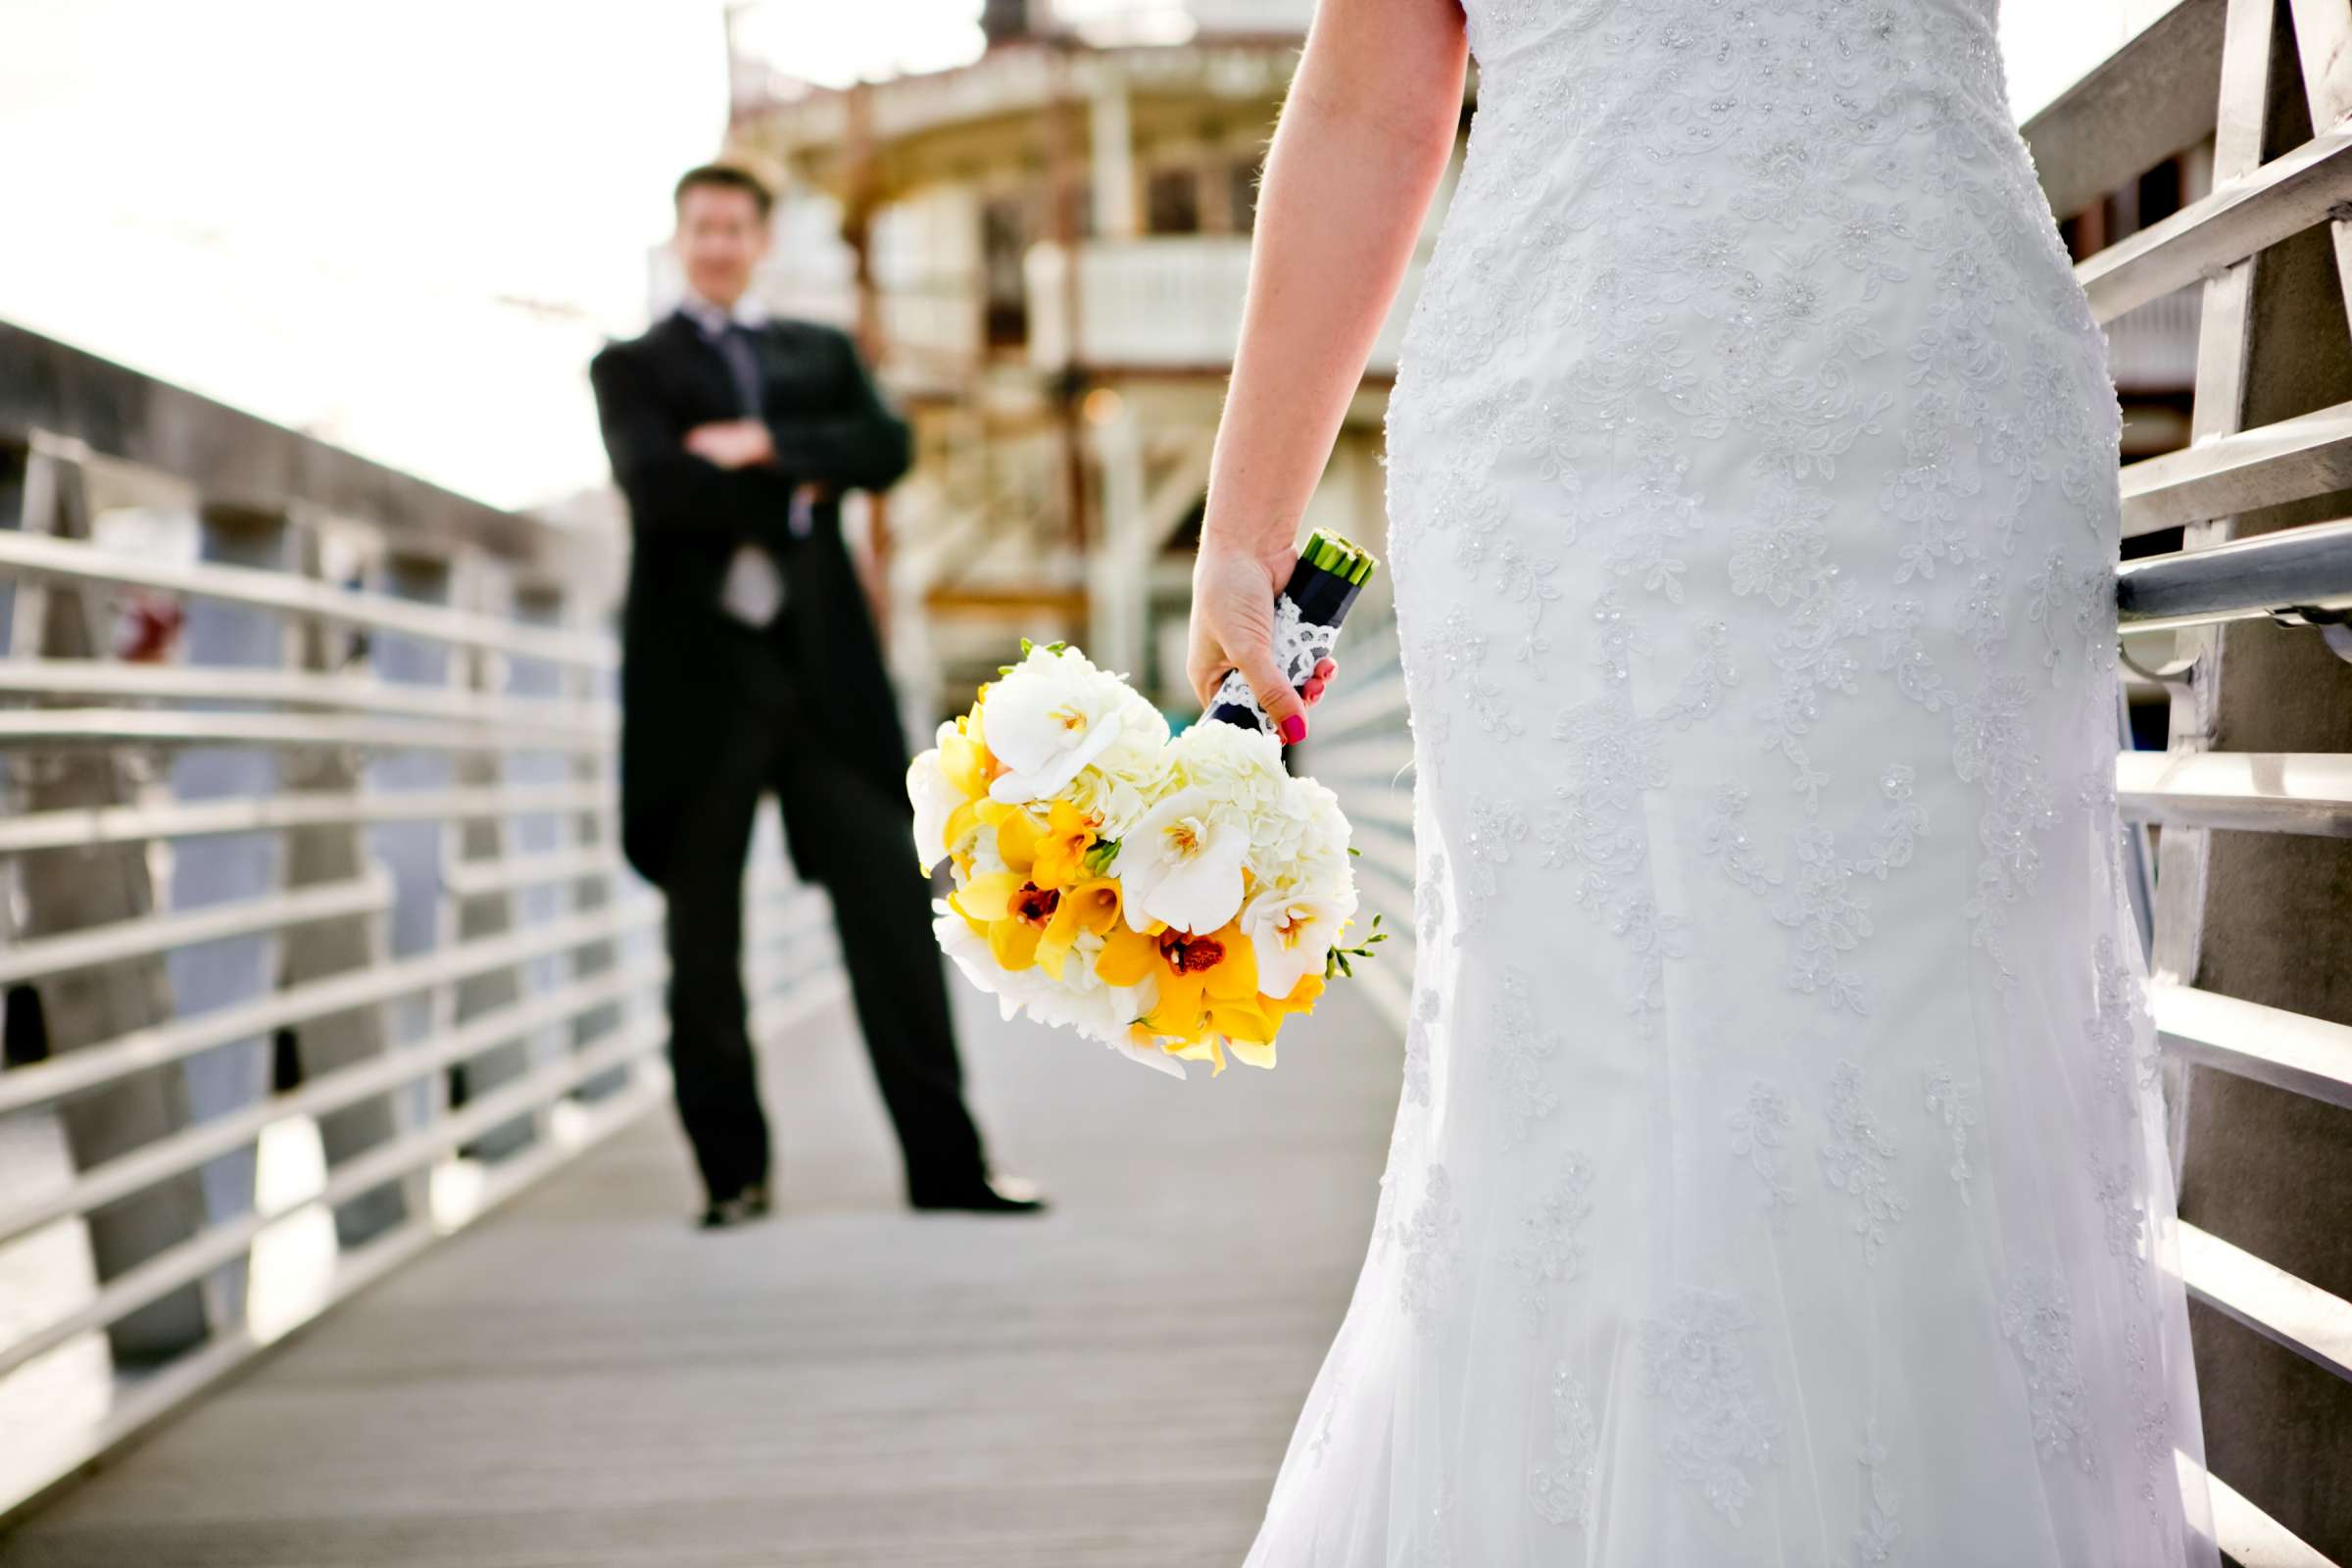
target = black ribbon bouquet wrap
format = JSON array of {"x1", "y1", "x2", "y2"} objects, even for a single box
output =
[{"x1": 1206, "y1": 529, "x2": 1379, "y2": 732}]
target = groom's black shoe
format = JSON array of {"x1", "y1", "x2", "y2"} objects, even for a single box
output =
[
  {"x1": 697, "y1": 1183, "x2": 772, "y2": 1230},
  {"x1": 909, "y1": 1172, "x2": 1049, "y2": 1215}
]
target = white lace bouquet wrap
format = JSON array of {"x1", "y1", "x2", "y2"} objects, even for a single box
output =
[
  {"x1": 906, "y1": 538, "x2": 1383, "y2": 1078},
  {"x1": 1205, "y1": 530, "x2": 1377, "y2": 732}
]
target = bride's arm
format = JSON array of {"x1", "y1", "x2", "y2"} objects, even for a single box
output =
[{"x1": 1185, "y1": 0, "x2": 1468, "y2": 743}]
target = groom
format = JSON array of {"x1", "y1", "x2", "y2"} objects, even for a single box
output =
[{"x1": 589, "y1": 162, "x2": 1043, "y2": 1228}]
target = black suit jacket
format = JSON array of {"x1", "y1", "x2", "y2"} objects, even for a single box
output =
[{"x1": 589, "y1": 313, "x2": 914, "y2": 887}]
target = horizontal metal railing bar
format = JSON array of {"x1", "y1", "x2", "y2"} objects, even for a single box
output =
[
  {"x1": 2205, "y1": 1467, "x2": 2337, "y2": 1568},
  {"x1": 0, "y1": 954, "x2": 848, "y2": 1384},
  {"x1": 2178, "y1": 1219, "x2": 2352, "y2": 1385},
  {"x1": 1352, "y1": 872, "x2": 1415, "y2": 950},
  {"x1": 1302, "y1": 734, "x2": 1415, "y2": 784},
  {"x1": 1307, "y1": 668, "x2": 1408, "y2": 737},
  {"x1": 2155, "y1": 983, "x2": 2352, "y2": 1110},
  {"x1": 2121, "y1": 400, "x2": 2352, "y2": 536},
  {"x1": 0, "y1": 781, "x2": 615, "y2": 856},
  {"x1": 1342, "y1": 822, "x2": 1417, "y2": 890},
  {"x1": 2078, "y1": 123, "x2": 2352, "y2": 324},
  {"x1": 444, "y1": 845, "x2": 628, "y2": 902},
  {"x1": 0, "y1": 898, "x2": 662, "y2": 1116},
  {"x1": 1350, "y1": 952, "x2": 1411, "y2": 1033},
  {"x1": 0, "y1": 955, "x2": 670, "y2": 1247},
  {"x1": 1333, "y1": 781, "x2": 1415, "y2": 832},
  {"x1": 2117, "y1": 517, "x2": 2352, "y2": 630},
  {"x1": 0, "y1": 874, "x2": 388, "y2": 989},
  {"x1": 2119, "y1": 751, "x2": 2352, "y2": 838},
  {"x1": 0, "y1": 527, "x2": 615, "y2": 670},
  {"x1": 0, "y1": 708, "x2": 614, "y2": 755},
  {"x1": 0, "y1": 660, "x2": 617, "y2": 731}
]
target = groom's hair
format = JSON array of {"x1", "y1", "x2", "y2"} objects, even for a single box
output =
[{"x1": 673, "y1": 163, "x2": 774, "y2": 219}]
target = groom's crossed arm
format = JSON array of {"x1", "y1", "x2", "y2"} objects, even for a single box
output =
[
  {"x1": 758, "y1": 326, "x2": 912, "y2": 497},
  {"x1": 589, "y1": 344, "x2": 785, "y2": 546}
]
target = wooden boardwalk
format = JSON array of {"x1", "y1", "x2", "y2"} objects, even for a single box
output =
[{"x1": 0, "y1": 974, "x2": 1402, "y2": 1568}]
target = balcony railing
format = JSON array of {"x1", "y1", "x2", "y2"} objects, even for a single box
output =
[{"x1": 1025, "y1": 235, "x2": 1423, "y2": 373}]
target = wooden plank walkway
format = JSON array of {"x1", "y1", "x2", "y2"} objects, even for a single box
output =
[{"x1": 0, "y1": 974, "x2": 1402, "y2": 1567}]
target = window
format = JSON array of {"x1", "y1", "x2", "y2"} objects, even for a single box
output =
[
  {"x1": 981, "y1": 196, "x2": 1030, "y2": 347},
  {"x1": 1146, "y1": 168, "x2": 1200, "y2": 235}
]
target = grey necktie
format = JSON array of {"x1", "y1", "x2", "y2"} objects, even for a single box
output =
[
  {"x1": 710, "y1": 318, "x2": 786, "y2": 627},
  {"x1": 716, "y1": 321, "x2": 764, "y2": 417}
]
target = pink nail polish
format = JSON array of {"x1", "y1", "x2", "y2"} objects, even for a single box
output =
[{"x1": 1280, "y1": 714, "x2": 1306, "y2": 745}]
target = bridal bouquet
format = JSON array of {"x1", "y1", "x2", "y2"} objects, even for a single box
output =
[{"x1": 907, "y1": 532, "x2": 1382, "y2": 1077}]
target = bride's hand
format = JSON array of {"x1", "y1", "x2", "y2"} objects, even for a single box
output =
[{"x1": 1186, "y1": 543, "x2": 1338, "y2": 745}]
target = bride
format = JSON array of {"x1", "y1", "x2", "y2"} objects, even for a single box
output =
[{"x1": 1184, "y1": 1, "x2": 2219, "y2": 1563}]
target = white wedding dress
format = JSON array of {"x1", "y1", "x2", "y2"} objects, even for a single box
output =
[{"x1": 1245, "y1": 3, "x2": 2219, "y2": 1564}]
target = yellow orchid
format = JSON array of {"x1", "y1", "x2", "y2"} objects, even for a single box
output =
[
  {"x1": 949, "y1": 869, "x2": 1023, "y2": 924},
  {"x1": 1129, "y1": 918, "x2": 1263, "y2": 1071},
  {"x1": 1035, "y1": 876, "x2": 1123, "y2": 980},
  {"x1": 1094, "y1": 916, "x2": 1166, "y2": 987},
  {"x1": 951, "y1": 870, "x2": 1073, "y2": 974},
  {"x1": 978, "y1": 799, "x2": 1045, "y2": 877},
  {"x1": 1029, "y1": 799, "x2": 1099, "y2": 892},
  {"x1": 939, "y1": 706, "x2": 997, "y2": 800}
]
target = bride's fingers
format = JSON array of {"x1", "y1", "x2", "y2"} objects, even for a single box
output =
[{"x1": 1234, "y1": 640, "x2": 1309, "y2": 744}]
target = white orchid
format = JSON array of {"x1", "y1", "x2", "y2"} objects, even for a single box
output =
[
  {"x1": 982, "y1": 645, "x2": 1143, "y2": 806},
  {"x1": 906, "y1": 722, "x2": 965, "y2": 872},
  {"x1": 1240, "y1": 882, "x2": 1359, "y2": 1001},
  {"x1": 1118, "y1": 785, "x2": 1251, "y2": 935}
]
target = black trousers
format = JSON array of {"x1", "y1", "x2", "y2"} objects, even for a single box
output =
[{"x1": 657, "y1": 618, "x2": 988, "y2": 1203}]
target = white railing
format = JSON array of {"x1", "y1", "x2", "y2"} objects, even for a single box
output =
[{"x1": 0, "y1": 332, "x2": 843, "y2": 1522}]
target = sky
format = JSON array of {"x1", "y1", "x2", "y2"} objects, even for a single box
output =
[{"x1": 1, "y1": 0, "x2": 2183, "y2": 515}]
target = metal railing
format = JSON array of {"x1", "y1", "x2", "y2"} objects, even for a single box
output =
[
  {"x1": 0, "y1": 325, "x2": 843, "y2": 1522},
  {"x1": 1303, "y1": 3, "x2": 2352, "y2": 1563}
]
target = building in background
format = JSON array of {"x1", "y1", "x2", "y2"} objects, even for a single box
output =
[{"x1": 722, "y1": 0, "x2": 1427, "y2": 727}]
